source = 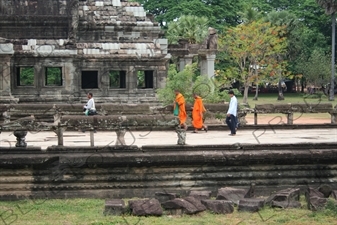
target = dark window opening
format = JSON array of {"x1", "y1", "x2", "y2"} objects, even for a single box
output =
[
  {"x1": 81, "y1": 71, "x2": 98, "y2": 89},
  {"x1": 137, "y1": 70, "x2": 153, "y2": 89},
  {"x1": 16, "y1": 67, "x2": 34, "y2": 86},
  {"x1": 109, "y1": 71, "x2": 126, "y2": 88},
  {"x1": 45, "y1": 67, "x2": 62, "y2": 86}
]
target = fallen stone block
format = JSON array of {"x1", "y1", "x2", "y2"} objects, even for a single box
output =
[
  {"x1": 318, "y1": 184, "x2": 332, "y2": 198},
  {"x1": 104, "y1": 199, "x2": 126, "y2": 216},
  {"x1": 238, "y1": 198, "x2": 265, "y2": 213},
  {"x1": 271, "y1": 200, "x2": 301, "y2": 209},
  {"x1": 128, "y1": 199, "x2": 163, "y2": 216},
  {"x1": 306, "y1": 187, "x2": 324, "y2": 198},
  {"x1": 189, "y1": 190, "x2": 212, "y2": 200},
  {"x1": 244, "y1": 183, "x2": 256, "y2": 198},
  {"x1": 201, "y1": 200, "x2": 234, "y2": 214},
  {"x1": 332, "y1": 190, "x2": 337, "y2": 200},
  {"x1": 162, "y1": 196, "x2": 206, "y2": 215},
  {"x1": 155, "y1": 192, "x2": 179, "y2": 204},
  {"x1": 216, "y1": 187, "x2": 246, "y2": 205},
  {"x1": 307, "y1": 196, "x2": 328, "y2": 211},
  {"x1": 266, "y1": 188, "x2": 300, "y2": 205}
]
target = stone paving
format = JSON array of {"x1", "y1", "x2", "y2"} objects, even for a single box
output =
[{"x1": 0, "y1": 128, "x2": 336, "y2": 150}]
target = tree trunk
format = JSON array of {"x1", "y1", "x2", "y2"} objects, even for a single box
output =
[
  {"x1": 243, "y1": 85, "x2": 249, "y2": 103},
  {"x1": 253, "y1": 84, "x2": 258, "y2": 100},
  {"x1": 277, "y1": 80, "x2": 284, "y2": 100},
  {"x1": 330, "y1": 12, "x2": 335, "y2": 101}
]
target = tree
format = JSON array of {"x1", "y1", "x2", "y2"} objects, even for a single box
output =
[
  {"x1": 157, "y1": 64, "x2": 229, "y2": 105},
  {"x1": 219, "y1": 21, "x2": 288, "y2": 103},
  {"x1": 316, "y1": 0, "x2": 337, "y2": 101},
  {"x1": 137, "y1": 0, "x2": 243, "y2": 30},
  {"x1": 298, "y1": 50, "x2": 332, "y2": 88},
  {"x1": 166, "y1": 15, "x2": 209, "y2": 44}
]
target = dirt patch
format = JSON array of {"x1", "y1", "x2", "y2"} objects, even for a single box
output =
[{"x1": 245, "y1": 113, "x2": 331, "y2": 125}]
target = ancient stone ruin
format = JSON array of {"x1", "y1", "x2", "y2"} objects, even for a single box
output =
[{"x1": 0, "y1": 0, "x2": 169, "y2": 104}]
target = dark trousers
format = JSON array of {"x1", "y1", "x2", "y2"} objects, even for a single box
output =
[{"x1": 226, "y1": 114, "x2": 236, "y2": 134}]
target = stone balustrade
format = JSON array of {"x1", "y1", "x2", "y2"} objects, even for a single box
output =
[{"x1": 253, "y1": 103, "x2": 337, "y2": 125}]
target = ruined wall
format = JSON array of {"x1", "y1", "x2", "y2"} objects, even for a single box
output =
[
  {"x1": 0, "y1": 143, "x2": 336, "y2": 200},
  {"x1": 0, "y1": 0, "x2": 169, "y2": 104},
  {"x1": 0, "y1": 0, "x2": 71, "y2": 39}
]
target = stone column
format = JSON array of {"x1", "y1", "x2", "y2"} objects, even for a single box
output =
[
  {"x1": 179, "y1": 58, "x2": 186, "y2": 72},
  {"x1": 200, "y1": 54, "x2": 216, "y2": 78},
  {"x1": 179, "y1": 55, "x2": 194, "y2": 71},
  {"x1": 0, "y1": 45, "x2": 18, "y2": 103}
]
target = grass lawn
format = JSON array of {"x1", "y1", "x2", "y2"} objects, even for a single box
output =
[
  {"x1": 0, "y1": 198, "x2": 336, "y2": 225},
  {"x1": 239, "y1": 93, "x2": 335, "y2": 107}
]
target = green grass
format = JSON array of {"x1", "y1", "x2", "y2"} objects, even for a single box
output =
[
  {"x1": 0, "y1": 198, "x2": 336, "y2": 225},
  {"x1": 239, "y1": 93, "x2": 334, "y2": 107}
]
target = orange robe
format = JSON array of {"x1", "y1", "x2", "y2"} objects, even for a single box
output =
[
  {"x1": 174, "y1": 93, "x2": 187, "y2": 125},
  {"x1": 192, "y1": 96, "x2": 206, "y2": 129}
]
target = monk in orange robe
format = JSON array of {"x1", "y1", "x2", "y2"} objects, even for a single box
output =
[
  {"x1": 192, "y1": 93, "x2": 208, "y2": 133},
  {"x1": 174, "y1": 90, "x2": 187, "y2": 130}
]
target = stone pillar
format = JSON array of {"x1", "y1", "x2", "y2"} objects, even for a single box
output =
[
  {"x1": 0, "y1": 45, "x2": 17, "y2": 103},
  {"x1": 179, "y1": 55, "x2": 194, "y2": 71},
  {"x1": 200, "y1": 54, "x2": 216, "y2": 78},
  {"x1": 115, "y1": 129, "x2": 126, "y2": 146},
  {"x1": 176, "y1": 127, "x2": 186, "y2": 145}
]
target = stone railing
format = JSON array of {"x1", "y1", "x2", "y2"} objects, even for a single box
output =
[
  {"x1": 253, "y1": 103, "x2": 337, "y2": 125},
  {"x1": 59, "y1": 115, "x2": 182, "y2": 146}
]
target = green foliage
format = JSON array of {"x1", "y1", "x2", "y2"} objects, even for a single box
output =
[
  {"x1": 296, "y1": 49, "x2": 332, "y2": 86},
  {"x1": 19, "y1": 67, "x2": 34, "y2": 86},
  {"x1": 219, "y1": 20, "x2": 288, "y2": 103},
  {"x1": 157, "y1": 64, "x2": 229, "y2": 105},
  {"x1": 45, "y1": 67, "x2": 62, "y2": 86},
  {"x1": 138, "y1": 0, "x2": 243, "y2": 30},
  {"x1": 323, "y1": 199, "x2": 337, "y2": 217},
  {"x1": 137, "y1": 71, "x2": 145, "y2": 88},
  {"x1": 109, "y1": 71, "x2": 120, "y2": 88},
  {"x1": 166, "y1": 15, "x2": 209, "y2": 44}
]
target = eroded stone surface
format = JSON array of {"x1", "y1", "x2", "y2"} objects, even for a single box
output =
[
  {"x1": 128, "y1": 199, "x2": 163, "y2": 216},
  {"x1": 238, "y1": 198, "x2": 265, "y2": 212},
  {"x1": 201, "y1": 200, "x2": 234, "y2": 214},
  {"x1": 216, "y1": 187, "x2": 247, "y2": 205},
  {"x1": 104, "y1": 199, "x2": 125, "y2": 216}
]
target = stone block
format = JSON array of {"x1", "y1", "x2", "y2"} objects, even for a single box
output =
[
  {"x1": 318, "y1": 184, "x2": 333, "y2": 198},
  {"x1": 162, "y1": 197, "x2": 206, "y2": 215},
  {"x1": 128, "y1": 198, "x2": 162, "y2": 216},
  {"x1": 0, "y1": 44, "x2": 14, "y2": 54},
  {"x1": 266, "y1": 188, "x2": 300, "y2": 205},
  {"x1": 27, "y1": 39, "x2": 36, "y2": 46},
  {"x1": 238, "y1": 198, "x2": 265, "y2": 213},
  {"x1": 271, "y1": 200, "x2": 301, "y2": 209},
  {"x1": 308, "y1": 196, "x2": 328, "y2": 211},
  {"x1": 201, "y1": 200, "x2": 234, "y2": 214},
  {"x1": 154, "y1": 192, "x2": 178, "y2": 204},
  {"x1": 104, "y1": 199, "x2": 125, "y2": 216},
  {"x1": 216, "y1": 187, "x2": 247, "y2": 205},
  {"x1": 332, "y1": 190, "x2": 337, "y2": 200},
  {"x1": 112, "y1": 0, "x2": 122, "y2": 7},
  {"x1": 306, "y1": 187, "x2": 325, "y2": 199},
  {"x1": 189, "y1": 191, "x2": 211, "y2": 200},
  {"x1": 95, "y1": 1, "x2": 104, "y2": 7}
]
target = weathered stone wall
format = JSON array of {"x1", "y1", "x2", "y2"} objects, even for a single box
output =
[
  {"x1": 0, "y1": 0, "x2": 169, "y2": 104},
  {"x1": 0, "y1": 143, "x2": 336, "y2": 200}
]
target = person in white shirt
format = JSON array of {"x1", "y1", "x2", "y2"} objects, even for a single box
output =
[
  {"x1": 83, "y1": 93, "x2": 96, "y2": 115},
  {"x1": 226, "y1": 90, "x2": 237, "y2": 136}
]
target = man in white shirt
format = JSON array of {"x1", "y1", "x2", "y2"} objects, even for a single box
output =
[
  {"x1": 226, "y1": 90, "x2": 237, "y2": 136},
  {"x1": 83, "y1": 93, "x2": 96, "y2": 115}
]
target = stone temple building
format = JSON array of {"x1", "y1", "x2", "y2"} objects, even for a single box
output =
[{"x1": 0, "y1": 0, "x2": 170, "y2": 104}]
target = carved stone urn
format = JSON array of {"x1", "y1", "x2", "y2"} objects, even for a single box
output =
[{"x1": 13, "y1": 130, "x2": 28, "y2": 147}]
